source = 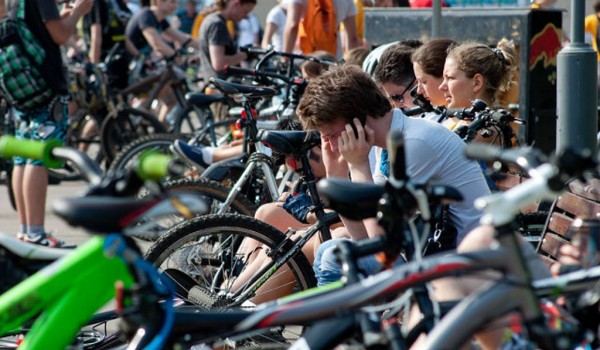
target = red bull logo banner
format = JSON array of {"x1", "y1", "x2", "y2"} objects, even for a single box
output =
[{"x1": 529, "y1": 23, "x2": 562, "y2": 71}]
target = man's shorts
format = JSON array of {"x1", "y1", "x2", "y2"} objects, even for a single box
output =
[{"x1": 13, "y1": 102, "x2": 68, "y2": 167}]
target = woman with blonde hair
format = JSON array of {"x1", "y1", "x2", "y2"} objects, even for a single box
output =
[{"x1": 439, "y1": 38, "x2": 518, "y2": 131}]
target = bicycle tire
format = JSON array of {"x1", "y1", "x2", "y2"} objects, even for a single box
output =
[
  {"x1": 171, "y1": 104, "x2": 212, "y2": 138},
  {"x1": 144, "y1": 212, "x2": 316, "y2": 308},
  {"x1": 100, "y1": 107, "x2": 167, "y2": 163},
  {"x1": 144, "y1": 214, "x2": 316, "y2": 300},
  {"x1": 164, "y1": 177, "x2": 257, "y2": 216},
  {"x1": 50, "y1": 110, "x2": 105, "y2": 181},
  {"x1": 108, "y1": 133, "x2": 185, "y2": 174},
  {"x1": 128, "y1": 178, "x2": 257, "y2": 241}
]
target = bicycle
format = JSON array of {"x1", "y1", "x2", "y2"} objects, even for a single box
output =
[
  {"x1": 99, "y1": 131, "x2": 600, "y2": 350},
  {"x1": 97, "y1": 45, "x2": 208, "y2": 162},
  {"x1": 145, "y1": 129, "x2": 330, "y2": 305},
  {"x1": 0, "y1": 135, "x2": 207, "y2": 350}
]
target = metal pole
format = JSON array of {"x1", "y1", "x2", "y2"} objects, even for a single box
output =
[
  {"x1": 432, "y1": 0, "x2": 441, "y2": 38},
  {"x1": 556, "y1": 0, "x2": 598, "y2": 154}
]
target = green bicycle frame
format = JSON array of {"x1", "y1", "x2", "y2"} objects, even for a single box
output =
[{"x1": 0, "y1": 236, "x2": 134, "y2": 350}]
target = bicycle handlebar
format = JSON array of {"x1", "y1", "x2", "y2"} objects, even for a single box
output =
[
  {"x1": 467, "y1": 145, "x2": 597, "y2": 225},
  {"x1": 224, "y1": 65, "x2": 305, "y2": 86},
  {"x1": 0, "y1": 135, "x2": 63, "y2": 168},
  {"x1": 240, "y1": 45, "x2": 336, "y2": 66},
  {"x1": 136, "y1": 151, "x2": 185, "y2": 181},
  {"x1": 0, "y1": 136, "x2": 182, "y2": 184},
  {"x1": 387, "y1": 129, "x2": 407, "y2": 182},
  {"x1": 465, "y1": 143, "x2": 545, "y2": 174}
]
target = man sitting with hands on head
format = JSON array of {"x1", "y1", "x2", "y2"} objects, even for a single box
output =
[{"x1": 295, "y1": 64, "x2": 491, "y2": 284}]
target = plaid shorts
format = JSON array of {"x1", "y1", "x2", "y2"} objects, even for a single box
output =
[{"x1": 13, "y1": 102, "x2": 68, "y2": 167}]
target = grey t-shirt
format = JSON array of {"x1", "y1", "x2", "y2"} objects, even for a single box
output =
[
  {"x1": 125, "y1": 8, "x2": 170, "y2": 52},
  {"x1": 373, "y1": 109, "x2": 491, "y2": 242},
  {"x1": 199, "y1": 12, "x2": 238, "y2": 83}
]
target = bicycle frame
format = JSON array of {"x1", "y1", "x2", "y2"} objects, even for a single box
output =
[
  {"x1": 228, "y1": 212, "x2": 339, "y2": 304},
  {"x1": 0, "y1": 236, "x2": 134, "y2": 350},
  {"x1": 116, "y1": 58, "x2": 189, "y2": 112}
]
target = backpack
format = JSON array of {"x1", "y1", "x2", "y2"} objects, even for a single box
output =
[
  {"x1": 0, "y1": 0, "x2": 54, "y2": 112},
  {"x1": 298, "y1": 0, "x2": 338, "y2": 55}
]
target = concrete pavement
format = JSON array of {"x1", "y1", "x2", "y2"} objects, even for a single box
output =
[{"x1": 0, "y1": 180, "x2": 91, "y2": 245}]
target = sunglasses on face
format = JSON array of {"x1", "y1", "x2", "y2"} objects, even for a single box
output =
[{"x1": 388, "y1": 78, "x2": 416, "y2": 104}]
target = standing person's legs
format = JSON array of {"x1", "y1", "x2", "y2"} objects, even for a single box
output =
[
  {"x1": 23, "y1": 165, "x2": 48, "y2": 228},
  {"x1": 13, "y1": 102, "x2": 75, "y2": 248},
  {"x1": 11, "y1": 164, "x2": 26, "y2": 236}
]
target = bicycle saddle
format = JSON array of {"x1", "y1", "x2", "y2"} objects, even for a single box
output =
[
  {"x1": 53, "y1": 196, "x2": 162, "y2": 234},
  {"x1": 185, "y1": 92, "x2": 226, "y2": 108},
  {"x1": 317, "y1": 178, "x2": 384, "y2": 220},
  {"x1": 209, "y1": 77, "x2": 276, "y2": 99},
  {"x1": 258, "y1": 130, "x2": 320, "y2": 156}
]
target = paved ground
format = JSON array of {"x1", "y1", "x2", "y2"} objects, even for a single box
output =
[{"x1": 0, "y1": 180, "x2": 91, "y2": 245}]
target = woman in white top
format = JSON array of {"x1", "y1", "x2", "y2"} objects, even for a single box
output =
[{"x1": 261, "y1": 1, "x2": 286, "y2": 51}]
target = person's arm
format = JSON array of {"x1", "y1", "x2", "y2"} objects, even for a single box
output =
[
  {"x1": 142, "y1": 26, "x2": 176, "y2": 57},
  {"x1": 282, "y1": 2, "x2": 303, "y2": 53},
  {"x1": 261, "y1": 22, "x2": 277, "y2": 49},
  {"x1": 89, "y1": 23, "x2": 102, "y2": 63},
  {"x1": 125, "y1": 37, "x2": 139, "y2": 57},
  {"x1": 251, "y1": 15, "x2": 260, "y2": 46},
  {"x1": 341, "y1": 15, "x2": 360, "y2": 52},
  {"x1": 208, "y1": 44, "x2": 247, "y2": 71},
  {"x1": 164, "y1": 26, "x2": 199, "y2": 49},
  {"x1": 45, "y1": 0, "x2": 94, "y2": 45}
]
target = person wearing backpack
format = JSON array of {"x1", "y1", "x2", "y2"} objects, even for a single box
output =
[
  {"x1": 5, "y1": 0, "x2": 93, "y2": 248},
  {"x1": 281, "y1": 0, "x2": 360, "y2": 58}
]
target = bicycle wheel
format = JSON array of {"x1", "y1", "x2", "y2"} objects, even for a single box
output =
[
  {"x1": 100, "y1": 107, "x2": 167, "y2": 163},
  {"x1": 164, "y1": 178, "x2": 257, "y2": 216},
  {"x1": 171, "y1": 104, "x2": 211, "y2": 137},
  {"x1": 108, "y1": 133, "x2": 185, "y2": 174},
  {"x1": 50, "y1": 110, "x2": 104, "y2": 181},
  {"x1": 128, "y1": 178, "x2": 257, "y2": 241},
  {"x1": 144, "y1": 213, "x2": 316, "y2": 307}
]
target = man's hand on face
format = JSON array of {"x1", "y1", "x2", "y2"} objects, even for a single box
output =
[
  {"x1": 321, "y1": 135, "x2": 349, "y2": 178},
  {"x1": 338, "y1": 118, "x2": 374, "y2": 170}
]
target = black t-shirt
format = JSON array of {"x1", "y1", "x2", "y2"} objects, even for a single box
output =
[
  {"x1": 84, "y1": 0, "x2": 132, "y2": 57},
  {"x1": 199, "y1": 13, "x2": 237, "y2": 82},
  {"x1": 23, "y1": 0, "x2": 66, "y2": 94},
  {"x1": 125, "y1": 8, "x2": 170, "y2": 52}
]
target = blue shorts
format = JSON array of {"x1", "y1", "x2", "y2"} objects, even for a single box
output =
[
  {"x1": 313, "y1": 238, "x2": 405, "y2": 286},
  {"x1": 13, "y1": 102, "x2": 68, "y2": 167}
]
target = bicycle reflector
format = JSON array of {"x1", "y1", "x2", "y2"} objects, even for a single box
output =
[
  {"x1": 285, "y1": 157, "x2": 298, "y2": 171},
  {"x1": 240, "y1": 109, "x2": 257, "y2": 119}
]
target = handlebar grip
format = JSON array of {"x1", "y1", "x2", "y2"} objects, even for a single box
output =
[
  {"x1": 387, "y1": 130, "x2": 407, "y2": 181},
  {"x1": 0, "y1": 135, "x2": 63, "y2": 168},
  {"x1": 239, "y1": 45, "x2": 267, "y2": 54},
  {"x1": 225, "y1": 65, "x2": 256, "y2": 76},
  {"x1": 464, "y1": 143, "x2": 503, "y2": 162},
  {"x1": 135, "y1": 152, "x2": 184, "y2": 181},
  {"x1": 403, "y1": 106, "x2": 424, "y2": 117}
]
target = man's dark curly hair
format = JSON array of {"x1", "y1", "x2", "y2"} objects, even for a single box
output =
[{"x1": 373, "y1": 43, "x2": 420, "y2": 87}]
